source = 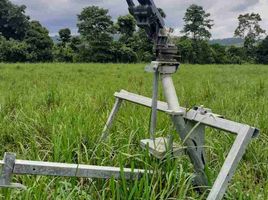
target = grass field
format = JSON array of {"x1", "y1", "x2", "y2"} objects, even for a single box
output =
[{"x1": 0, "y1": 63, "x2": 267, "y2": 199}]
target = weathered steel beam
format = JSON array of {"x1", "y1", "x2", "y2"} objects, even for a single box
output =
[
  {"x1": 0, "y1": 153, "x2": 146, "y2": 189},
  {"x1": 12, "y1": 160, "x2": 145, "y2": 179}
]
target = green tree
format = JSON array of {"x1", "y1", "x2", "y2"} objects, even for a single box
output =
[
  {"x1": 176, "y1": 37, "x2": 224, "y2": 64},
  {"x1": 0, "y1": 0, "x2": 29, "y2": 40},
  {"x1": 227, "y1": 46, "x2": 246, "y2": 64},
  {"x1": 182, "y1": 4, "x2": 214, "y2": 40},
  {"x1": 111, "y1": 43, "x2": 138, "y2": 63},
  {"x1": 53, "y1": 45, "x2": 74, "y2": 62},
  {"x1": 210, "y1": 44, "x2": 228, "y2": 64},
  {"x1": 116, "y1": 14, "x2": 136, "y2": 37},
  {"x1": 58, "y1": 28, "x2": 71, "y2": 45},
  {"x1": 256, "y1": 36, "x2": 268, "y2": 64},
  {"x1": 234, "y1": 13, "x2": 266, "y2": 60},
  {"x1": 197, "y1": 40, "x2": 214, "y2": 64},
  {"x1": 69, "y1": 36, "x2": 82, "y2": 52},
  {"x1": 55, "y1": 28, "x2": 74, "y2": 62},
  {"x1": 176, "y1": 36, "x2": 194, "y2": 63},
  {"x1": 77, "y1": 6, "x2": 114, "y2": 62},
  {"x1": 0, "y1": 36, "x2": 28, "y2": 62},
  {"x1": 128, "y1": 29, "x2": 153, "y2": 62},
  {"x1": 24, "y1": 21, "x2": 54, "y2": 62}
]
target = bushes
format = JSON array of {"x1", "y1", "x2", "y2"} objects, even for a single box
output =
[
  {"x1": 0, "y1": 36, "x2": 28, "y2": 62},
  {"x1": 118, "y1": 46, "x2": 138, "y2": 63},
  {"x1": 0, "y1": 21, "x2": 54, "y2": 63},
  {"x1": 24, "y1": 21, "x2": 54, "y2": 62},
  {"x1": 176, "y1": 37, "x2": 250, "y2": 64},
  {"x1": 53, "y1": 45, "x2": 74, "y2": 62},
  {"x1": 256, "y1": 36, "x2": 268, "y2": 64}
]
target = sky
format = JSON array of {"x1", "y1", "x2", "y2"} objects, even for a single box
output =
[{"x1": 10, "y1": 0, "x2": 268, "y2": 39}]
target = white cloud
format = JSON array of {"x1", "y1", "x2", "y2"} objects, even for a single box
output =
[{"x1": 10, "y1": 0, "x2": 268, "y2": 38}]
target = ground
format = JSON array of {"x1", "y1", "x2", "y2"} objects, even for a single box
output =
[{"x1": 0, "y1": 63, "x2": 267, "y2": 199}]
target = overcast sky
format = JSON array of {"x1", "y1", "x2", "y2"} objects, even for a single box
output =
[{"x1": 10, "y1": 0, "x2": 268, "y2": 39}]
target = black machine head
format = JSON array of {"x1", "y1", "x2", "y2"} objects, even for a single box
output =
[
  {"x1": 126, "y1": 0, "x2": 179, "y2": 62},
  {"x1": 126, "y1": 0, "x2": 165, "y2": 39}
]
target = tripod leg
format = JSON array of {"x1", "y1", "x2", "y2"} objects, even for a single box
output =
[
  {"x1": 171, "y1": 116, "x2": 209, "y2": 186},
  {"x1": 101, "y1": 98, "x2": 123, "y2": 140},
  {"x1": 150, "y1": 70, "x2": 159, "y2": 139},
  {"x1": 183, "y1": 121, "x2": 208, "y2": 187},
  {"x1": 207, "y1": 126, "x2": 254, "y2": 200},
  {"x1": 161, "y1": 74, "x2": 208, "y2": 187}
]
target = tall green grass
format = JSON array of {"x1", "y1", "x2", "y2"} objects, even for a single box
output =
[{"x1": 0, "y1": 63, "x2": 267, "y2": 199}]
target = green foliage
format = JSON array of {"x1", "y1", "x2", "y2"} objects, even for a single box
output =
[
  {"x1": 118, "y1": 45, "x2": 138, "y2": 63},
  {"x1": 0, "y1": 0, "x2": 29, "y2": 40},
  {"x1": 0, "y1": 36, "x2": 28, "y2": 62},
  {"x1": 176, "y1": 37, "x2": 194, "y2": 63},
  {"x1": 227, "y1": 46, "x2": 246, "y2": 64},
  {"x1": 0, "y1": 20, "x2": 53, "y2": 63},
  {"x1": 0, "y1": 0, "x2": 53, "y2": 63},
  {"x1": 257, "y1": 36, "x2": 268, "y2": 64},
  {"x1": 77, "y1": 6, "x2": 114, "y2": 62},
  {"x1": 176, "y1": 37, "x2": 215, "y2": 64},
  {"x1": 210, "y1": 44, "x2": 228, "y2": 64},
  {"x1": 182, "y1": 4, "x2": 214, "y2": 40},
  {"x1": 116, "y1": 14, "x2": 136, "y2": 37},
  {"x1": 0, "y1": 1, "x2": 266, "y2": 64},
  {"x1": 24, "y1": 21, "x2": 54, "y2": 62},
  {"x1": 53, "y1": 45, "x2": 74, "y2": 62},
  {"x1": 128, "y1": 29, "x2": 154, "y2": 62},
  {"x1": 54, "y1": 29, "x2": 79, "y2": 62},
  {"x1": 234, "y1": 13, "x2": 266, "y2": 60},
  {"x1": 69, "y1": 36, "x2": 82, "y2": 52},
  {"x1": 58, "y1": 28, "x2": 71, "y2": 45},
  {"x1": 114, "y1": 14, "x2": 153, "y2": 63},
  {"x1": 234, "y1": 13, "x2": 266, "y2": 40},
  {"x1": 176, "y1": 37, "x2": 248, "y2": 64}
]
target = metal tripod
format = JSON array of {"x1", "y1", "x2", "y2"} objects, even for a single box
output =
[{"x1": 101, "y1": 61, "x2": 259, "y2": 200}]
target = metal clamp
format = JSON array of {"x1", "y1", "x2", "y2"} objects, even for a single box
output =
[
  {"x1": 145, "y1": 61, "x2": 180, "y2": 74},
  {"x1": 0, "y1": 153, "x2": 26, "y2": 189}
]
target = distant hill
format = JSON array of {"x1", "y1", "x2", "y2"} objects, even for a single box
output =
[{"x1": 209, "y1": 38, "x2": 244, "y2": 46}]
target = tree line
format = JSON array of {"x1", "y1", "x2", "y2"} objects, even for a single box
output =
[{"x1": 0, "y1": 0, "x2": 268, "y2": 64}]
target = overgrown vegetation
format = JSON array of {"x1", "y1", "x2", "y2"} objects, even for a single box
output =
[{"x1": 0, "y1": 63, "x2": 267, "y2": 199}]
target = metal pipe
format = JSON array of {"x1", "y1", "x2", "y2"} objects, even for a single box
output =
[
  {"x1": 161, "y1": 74, "x2": 186, "y2": 133},
  {"x1": 101, "y1": 98, "x2": 123, "y2": 140},
  {"x1": 161, "y1": 74, "x2": 208, "y2": 186},
  {"x1": 0, "y1": 158, "x2": 146, "y2": 180},
  {"x1": 149, "y1": 71, "x2": 159, "y2": 139},
  {"x1": 161, "y1": 74, "x2": 181, "y2": 112},
  {"x1": 13, "y1": 160, "x2": 145, "y2": 179}
]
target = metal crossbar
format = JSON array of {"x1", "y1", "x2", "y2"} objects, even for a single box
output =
[
  {"x1": 113, "y1": 90, "x2": 259, "y2": 137},
  {"x1": 0, "y1": 153, "x2": 146, "y2": 189}
]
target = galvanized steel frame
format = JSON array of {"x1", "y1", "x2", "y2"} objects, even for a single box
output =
[{"x1": 102, "y1": 89, "x2": 258, "y2": 200}]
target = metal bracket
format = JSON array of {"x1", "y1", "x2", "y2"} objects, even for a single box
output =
[
  {"x1": 0, "y1": 153, "x2": 26, "y2": 189},
  {"x1": 145, "y1": 61, "x2": 179, "y2": 74}
]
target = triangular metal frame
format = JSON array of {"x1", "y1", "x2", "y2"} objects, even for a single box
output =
[{"x1": 102, "y1": 90, "x2": 259, "y2": 200}]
